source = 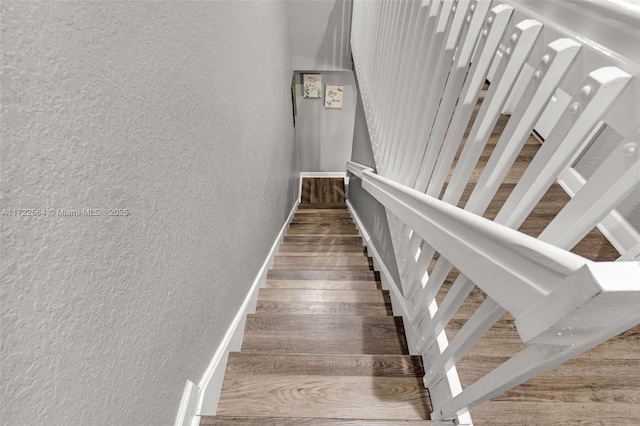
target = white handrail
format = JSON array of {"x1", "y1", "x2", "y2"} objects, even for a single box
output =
[
  {"x1": 349, "y1": 0, "x2": 640, "y2": 422},
  {"x1": 352, "y1": 162, "x2": 640, "y2": 420}
]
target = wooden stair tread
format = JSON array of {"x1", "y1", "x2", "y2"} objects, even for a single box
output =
[
  {"x1": 216, "y1": 374, "x2": 430, "y2": 420},
  {"x1": 267, "y1": 269, "x2": 378, "y2": 281},
  {"x1": 274, "y1": 255, "x2": 370, "y2": 265},
  {"x1": 255, "y1": 300, "x2": 392, "y2": 316},
  {"x1": 224, "y1": 352, "x2": 424, "y2": 377},
  {"x1": 241, "y1": 334, "x2": 408, "y2": 355},
  {"x1": 278, "y1": 244, "x2": 367, "y2": 254},
  {"x1": 265, "y1": 279, "x2": 381, "y2": 290},
  {"x1": 202, "y1": 417, "x2": 441, "y2": 425},
  {"x1": 245, "y1": 313, "x2": 403, "y2": 333},
  {"x1": 283, "y1": 235, "x2": 364, "y2": 244},
  {"x1": 258, "y1": 288, "x2": 389, "y2": 303},
  {"x1": 297, "y1": 203, "x2": 348, "y2": 209}
]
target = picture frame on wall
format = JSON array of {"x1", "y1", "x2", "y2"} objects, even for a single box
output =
[
  {"x1": 303, "y1": 74, "x2": 322, "y2": 98},
  {"x1": 325, "y1": 85, "x2": 344, "y2": 109}
]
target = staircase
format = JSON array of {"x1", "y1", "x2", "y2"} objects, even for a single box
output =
[{"x1": 202, "y1": 180, "x2": 434, "y2": 424}]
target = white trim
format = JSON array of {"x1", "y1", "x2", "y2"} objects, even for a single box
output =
[
  {"x1": 175, "y1": 380, "x2": 199, "y2": 426},
  {"x1": 346, "y1": 198, "x2": 472, "y2": 425},
  {"x1": 192, "y1": 201, "x2": 299, "y2": 422},
  {"x1": 557, "y1": 167, "x2": 640, "y2": 256},
  {"x1": 346, "y1": 200, "x2": 408, "y2": 317},
  {"x1": 298, "y1": 172, "x2": 348, "y2": 202}
]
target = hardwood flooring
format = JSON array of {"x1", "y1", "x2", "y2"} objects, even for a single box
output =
[
  {"x1": 301, "y1": 178, "x2": 346, "y2": 204},
  {"x1": 203, "y1": 202, "x2": 434, "y2": 424}
]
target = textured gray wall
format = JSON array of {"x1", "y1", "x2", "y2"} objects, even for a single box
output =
[
  {"x1": 1, "y1": 1, "x2": 297, "y2": 425},
  {"x1": 348, "y1": 89, "x2": 402, "y2": 292},
  {"x1": 286, "y1": 0, "x2": 353, "y2": 71},
  {"x1": 295, "y1": 71, "x2": 356, "y2": 172}
]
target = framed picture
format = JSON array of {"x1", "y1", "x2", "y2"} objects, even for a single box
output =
[
  {"x1": 325, "y1": 85, "x2": 344, "y2": 109},
  {"x1": 303, "y1": 74, "x2": 322, "y2": 98}
]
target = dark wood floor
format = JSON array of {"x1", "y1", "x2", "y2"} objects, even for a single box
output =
[
  {"x1": 431, "y1": 88, "x2": 640, "y2": 424},
  {"x1": 300, "y1": 178, "x2": 346, "y2": 204},
  {"x1": 203, "y1": 202, "x2": 435, "y2": 424}
]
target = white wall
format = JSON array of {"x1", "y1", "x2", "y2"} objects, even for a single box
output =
[
  {"x1": 286, "y1": 0, "x2": 353, "y2": 71},
  {"x1": 295, "y1": 71, "x2": 356, "y2": 172},
  {"x1": 0, "y1": 2, "x2": 298, "y2": 425}
]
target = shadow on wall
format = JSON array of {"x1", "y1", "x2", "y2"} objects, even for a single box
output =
[{"x1": 315, "y1": 0, "x2": 352, "y2": 70}]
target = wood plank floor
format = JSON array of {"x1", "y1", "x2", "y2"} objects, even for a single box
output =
[
  {"x1": 430, "y1": 86, "x2": 640, "y2": 425},
  {"x1": 203, "y1": 201, "x2": 434, "y2": 424}
]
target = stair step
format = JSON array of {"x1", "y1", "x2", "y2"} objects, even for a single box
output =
[
  {"x1": 242, "y1": 314, "x2": 407, "y2": 355},
  {"x1": 255, "y1": 300, "x2": 392, "y2": 316},
  {"x1": 283, "y1": 235, "x2": 364, "y2": 244},
  {"x1": 278, "y1": 244, "x2": 366, "y2": 254},
  {"x1": 267, "y1": 269, "x2": 377, "y2": 281},
  {"x1": 215, "y1": 374, "x2": 430, "y2": 420},
  {"x1": 291, "y1": 217, "x2": 354, "y2": 224},
  {"x1": 245, "y1": 314, "x2": 403, "y2": 333},
  {"x1": 266, "y1": 279, "x2": 380, "y2": 290},
  {"x1": 224, "y1": 352, "x2": 424, "y2": 377},
  {"x1": 258, "y1": 289, "x2": 388, "y2": 303},
  {"x1": 297, "y1": 203, "x2": 348, "y2": 209},
  {"x1": 272, "y1": 257, "x2": 372, "y2": 271},
  {"x1": 286, "y1": 228, "x2": 360, "y2": 236},
  {"x1": 202, "y1": 416, "x2": 440, "y2": 425},
  {"x1": 273, "y1": 255, "x2": 370, "y2": 264}
]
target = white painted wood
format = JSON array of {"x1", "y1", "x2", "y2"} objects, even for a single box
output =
[
  {"x1": 540, "y1": 138, "x2": 640, "y2": 250},
  {"x1": 398, "y1": 0, "x2": 471, "y2": 186},
  {"x1": 362, "y1": 170, "x2": 587, "y2": 317},
  {"x1": 175, "y1": 380, "x2": 200, "y2": 426},
  {"x1": 417, "y1": 276, "x2": 475, "y2": 355},
  {"x1": 350, "y1": 1, "x2": 640, "y2": 423},
  {"x1": 424, "y1": 297, "x2": 504, "y2": 388},
  {"x1": 558, "y1": 167, "x2": 640, "y2": 255},
  {"x1": 197, "y1": 201, "x2": 298, "y2": 415},
  {"x1": 464, "y1": 38, "x2": 582, "y2": 215},
  {"x1": 443, "y1": 19, "x2": 543, "y2": 205},
  {"x1": 346, "y1": 200, "x2": 415, "y2": 330},
  {"x1": 414, "y1": 0, "x2": 493, "y2": 192},
  {"x1": 425, "y1": 4, "x2": 515, "y2": 195},
  {"x1": 496, "y1": 67, "x2": 633, "y2": 229},
  {"x1": 346, "y1": 161, "x2": 374, "y2": 179},
  {"x1": 436, "y1": 262, "x2": 640, "y2": 420}
]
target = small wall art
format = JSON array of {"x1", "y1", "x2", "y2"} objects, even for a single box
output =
[
  {"x1": 303, "y1": 74, "x2": 322, "y2": 98},
  {"x1": 325, "y1": 84, "x2": 344, "y2": 109}
]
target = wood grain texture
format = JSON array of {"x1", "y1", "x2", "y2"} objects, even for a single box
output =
[
  {"x1": 265, "y1": 279, "x2": 381, "y2": 290},
  {"x1": 224, "y1": 352, "x2": 424, "y2": 377},
  {"x1": 255, "y1": 300, "x2": 392, "y2": 316},
  {"x1": 300, "y1": 178, "x2": 346, "y2": 204},
  {"x1": 258, "y1": 289, "x2": 388, "y2": 303},
  {"x1": 216, "y1": 375, "x2": 429, "y2": 420},
  {"x1": 267, "y1": 269, "x2": 378, "y2": 281}
]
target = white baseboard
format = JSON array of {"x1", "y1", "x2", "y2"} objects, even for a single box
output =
[
  {"x1": 174, "y1": 380, "x2": 199, "y2": 426},
  {"x1": 191, "y1": 201, "x2": 299, "y2": 422},
  {"x1": 299, "y1": 172, "x2": 348, "y2": 203},
  {"x1": 558, "y1": 167, "x2": 640, "y2": 257},
  {"x1": 346, "y1": 199, "x2": 472, "y2": 426},
  {"x1": 345, "y1": 200, "x2": 409, "y2": 320}
]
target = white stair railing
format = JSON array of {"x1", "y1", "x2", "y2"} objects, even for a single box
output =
[{"x1": 349, "y1": 0, "x2": 640, "y2": 423}]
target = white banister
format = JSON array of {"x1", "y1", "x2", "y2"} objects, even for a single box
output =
[
  {"x1": 361, "y1": 170, "x2": 588, "y2": 316},
  {"x1": 349, "y1": 1, "x2": 640, "y2": 423}
]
